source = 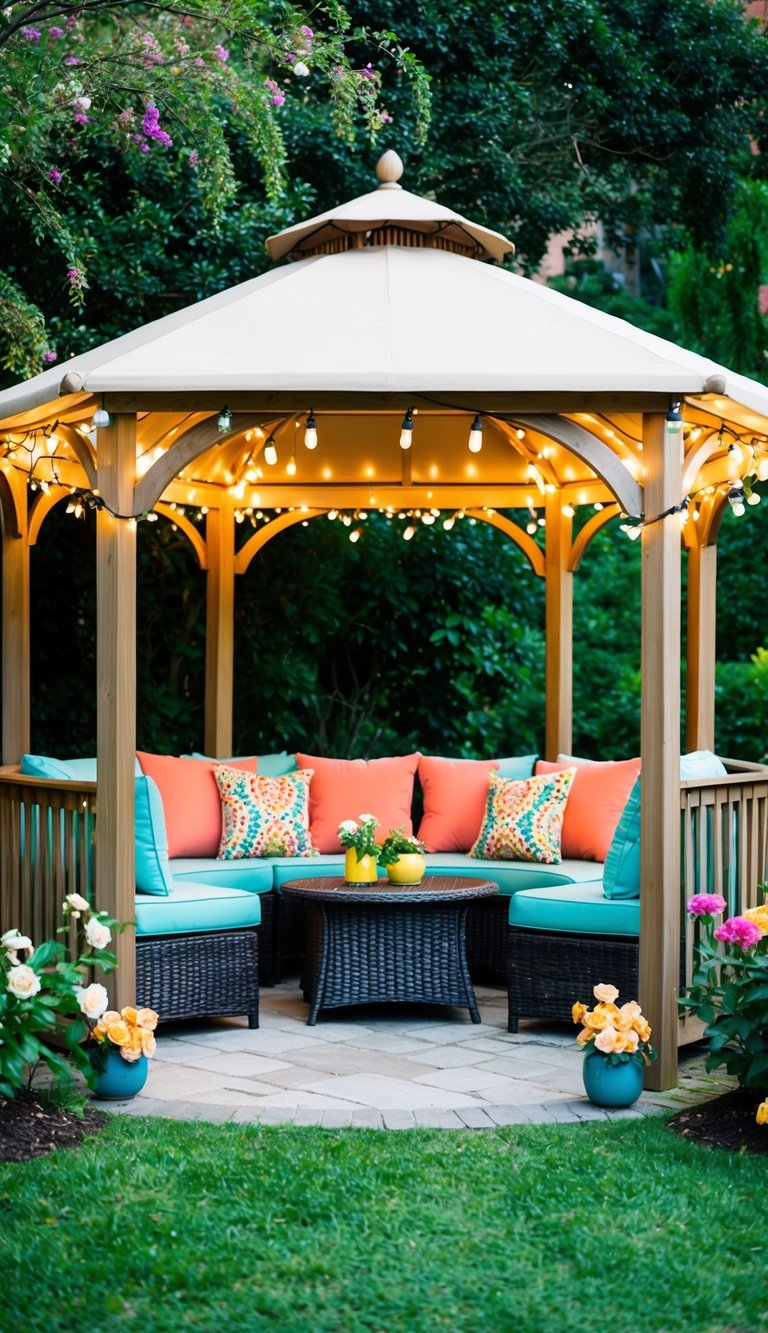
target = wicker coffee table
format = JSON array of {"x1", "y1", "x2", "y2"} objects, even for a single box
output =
[{"x1": 280, "y1": 876, "x2": 498, "y2": 1025}]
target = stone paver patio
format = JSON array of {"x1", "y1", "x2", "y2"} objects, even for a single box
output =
[{"x1": 96, "y1": 981, "x2": 733, "y2": 1129}]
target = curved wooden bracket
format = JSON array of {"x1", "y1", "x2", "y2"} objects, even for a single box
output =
[
  {"x1": 0, "y1": 470, "x2": 22, "y2": 539},
  {"x1": 567, "y1": 504, "x2": 620, "y2": 572},
  {"x1": 513, "y1": 414, "x2": 644, "y2": 517},
  {"x1": 59, "y1": 424, "x2": 97, "y2": 490},
  {"x1": 28, "y1": 489, "x2": 68, "y2": 545},
  {"x1": 234, "y1": 509, "x2": 326, "y2": 575},
  {"x1": 154, "y1": 503, "x2": 208, "y2": 569},
  {"x1": 466, "y1": 508, "x2": 545, "y2": 576},
  {"x1": 135, "y1": 414, "x2": 281, "y2": 514}
]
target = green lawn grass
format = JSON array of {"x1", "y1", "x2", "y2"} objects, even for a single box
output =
[{"x1": 2, "y1": 1113, "x2": 767, "y2": 1332}]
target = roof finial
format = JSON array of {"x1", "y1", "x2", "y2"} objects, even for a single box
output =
[{"x1": 375, "y1": 150, "x2": 403, "y2": 190}]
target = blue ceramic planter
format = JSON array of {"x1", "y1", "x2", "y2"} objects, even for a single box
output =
[
  {"x1": 92, "y1": 1049, "x2": 149, "y2": 1100},
  {"x1": 582, "y1": 1051, "x2": 644, "y2": 1108}
]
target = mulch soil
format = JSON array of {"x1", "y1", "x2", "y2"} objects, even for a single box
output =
[
  {"x1": 667, "y1": 1086, "x2": 768, "y2": 1156},
  {"x1": 0, "y1": 1091, "x2": 108, "y2": 1163}
]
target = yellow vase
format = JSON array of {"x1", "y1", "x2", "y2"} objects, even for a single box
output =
[
  {"x1": 344, "y1": 848, "x2": 379, "y2": 885},
  {"x1": 386, "y1": 853, "x2": 426, "y2": 886}
]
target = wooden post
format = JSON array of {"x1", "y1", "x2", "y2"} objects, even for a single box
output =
[
  {"x1": 685, "y1": 540, "x2": 717, "y2": 752},
  {"x1": 1, "y1": 470, "x2": 30, "y2": 763},
  {"x1": 544, "y1": 491, "x2": 573, "y2": 759},
  {"x1": 640, "y1": 411, "x2": 681, "y2": 1091},
  {"x1": 95, "y1": 413, "x2": 137, "y2": 1009},
  {"x1": 204, "y1": 501, "x2": 235, "y2": 757}
]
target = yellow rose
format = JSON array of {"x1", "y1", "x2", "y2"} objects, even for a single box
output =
[
  {"x1": 633, "y1": 1019, "x2": 652, "y2": 1044},
  {"x1": 121, "y1": 1006, "x2": 138, "y2": 1025},
  {"x1": 572, "y1": 1002, "x2": 587, "y2": 1025},
  {"x1": 124, "y1": 1028, "x2": 143, "y2": 1055},
  {"x1": 101, "y1": 1010, "x2": 122, "y2": 1027},
  {"x1": 584, "y1": 1009, "x2": 610, "y2": 1031},
  {"x1": 611, "y1": 1031, "x2": 629, "y2": 1054},
  {"x1": 623, "y1": 1030, "x2": 640, "y2": 1053},
  {"x1": 576, "y1": 1028, "x2": 593, "y2": 1046},
  {"x1": 141, "y1": 1029, "x2": 156, "y2": 1057},
  {"x1": 756, "y1": 1100, "x2": 768, "y2": 1126},
  {"x1": 106, "y1": 1020, "x2": 130, "y2": 1048},
  {"x1": 593, "y1": 983, "x2": 619, "y2": 1004},
  {"x1": 744, "y1": 907, "x2": 768, "y2": 936},
  {"x1": 136, "y1": 1008, "x2": 159, "y2": 1031}
]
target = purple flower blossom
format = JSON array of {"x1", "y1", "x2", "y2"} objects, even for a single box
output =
[
  {"x1": 66, "y1": 267, "x2": 84, "y2": 290},
  {"x1": 360, "y1": 62, "x2": 376, "y2": 82},
  {"x1": 687, "y1": 893, "x2": 728, "y2": 917},
  {"x1": 66, "y1": 15, "x2": 77, "y2": 28},
  {"x1": 48, "y1": 26, "x2": 64, "y2": 39},
  {"x1": 214, "y1": 44, "x2": 230, "y2": 62},
  {"x1": 22, "y1": 26, "x2": 41, "y2": 41},
  {"x1": 141, "y1": 105, "x2": 173, "y2": 146},
  {"x1": 188, "y1": 150, "x2": 200, "y2": 168},
  {"x1": 264, "y1": 78, "x2": 285, "y2": 107},
  {"x1": 194, "y1": 56, "x2": 206, "y2": 67},
  {"x1": 301, "y1": 25, "x2": 314, "y2": 42},
  {"x1": 64, "y1": 56, "x2": 80, "y2": 66},
  {"x1": 117, "y1": 109, "x2": 134, "y2": 127},
  {"x1": 714, "y1": 916, "x2": 762, "y2": 951},
  {"x1": 73, "y1": 113, "x2": 89, "y2": 126},
  {"x1": 43, "y1": 350, "x2": 58, "y2": 363},
  {"x1": 48, "y1": 167, "x2": 62, "y2": 183}
]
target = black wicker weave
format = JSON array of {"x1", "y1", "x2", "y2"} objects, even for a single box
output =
[
  {"x1": 507, "y1": 927, "x2": 638, "y2": 1032},
  {"x1": 466, "y1": 896, "x2": 508, "y2": 982},
  {"x1": 281, "y1": 876, "x2": 497, "y2": 1025},
  {"x1": 136, "y1": 928, "x2": 259, "y2": 1028}
]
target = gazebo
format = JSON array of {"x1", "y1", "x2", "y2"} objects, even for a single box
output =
[{"x1": 2, "y1": 151, "x2": 768, "y2": 1089}]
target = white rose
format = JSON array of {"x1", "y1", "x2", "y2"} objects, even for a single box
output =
[
  {"x1": 358, "y1": 813, "x2": 376, "y2": 824},
  {"x1": 75, "y1": 982, "x2": 109, "y2": 1019},
  {"x1": 7, "y1": 964, "x2": 41, "y2": 1000},
  {"x1": 85, "y1": 917, "x2": 111, "y2": 950},
  {"x1": 65, "y1": 893, "x2": 90, "y2": 914},
  {"x1": 293, "y1": 61, "x2": 310, "y2": 77},
  {"x1": 1, "y1": 929, "x2": 32, "y2": 955},
  {"x1": 338, "y1": 819, "x2": 358, "y2": 834},
  {"x1": 73, "y1": 95, "x2": 91, "y2": 110}
]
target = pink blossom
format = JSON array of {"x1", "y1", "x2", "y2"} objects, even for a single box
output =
[
  {"x1": 301, "y1": 25, "x2": 314, "y2": 43},
  {"x1": 142, "y1": 105, "x2": 173, "y2": 146},
  {"x1": 66, "y1": 15, "x2": 77, "y2": 28},
  {"x1": 714, "y1": 916, "x2": 762, "y2": 951},
  {"x1": 48, "y1": 167, "x2": 62, "y2": 184},
  {"x1": 21, "y1": 26, "x2": 41, "y2": 41},
  {"x1": 687, "y1": 893, "x2": 728, "y2": 917},
  {"x1": 48, "y1": 27, "x2": 64, "y2": 40},
  {"x1": 264, "y1": 78, "x2": 285, "y2": 107},
  {"x1": 73, "y1": 113, "x2": 89, "y2": 126},
  {"x1": 174, "y1": 38, "x2": 190, "y2": 56},
  {"x1": 194, "y1": 57, "x2": 206, "y2": 67},
  {"x1": 117, "y1": 109, "x2": 134, "y2": 127},
  {"x1": 64, "y1": 56, "x2": 80, "y2": 65},
  {"x1": 360, "y1": 63, "x2": 376, "y2": 82},
  {"x1": 214, "y1": 44, "x2": 230, "y2": 62},
  {"x1": 188, "y1": 150, "x2": 200, "y2": 168},
  {"x1": 43, "y1": 350, "x2": 58, "y2": 363}
]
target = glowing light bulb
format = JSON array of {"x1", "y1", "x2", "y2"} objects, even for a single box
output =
[
  {"x1": 264, "y1": 438, "x2": 278, "y2": 466},
  {"x1": 467, "y1": 414, "x2": 483, "y2": 453},
  {"x1": 349, "y1": 527, "x2": 362, "y2": 543},
  {"x1": 304, "y1": 412, "x2": 318, "y2": 449},
  {"x1": 748, "y1": 492, "x2": 762, "y2": 506},
  {"x1": 286, "y1": 457, "x2": 297, "y2": 477},
  {"x1": 561, "y1": 504, "x2": 575, "y2": 518},
  {"x1": 399, "y1": 408, "x2": 414, "y2": 450},
  {"x1": 403, "y1": 524, "x2": 416, "y2": 541}
]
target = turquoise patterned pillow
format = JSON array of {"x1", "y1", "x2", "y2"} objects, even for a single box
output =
[
  {"x1": 214, "y1": 766, "x2": 315, "y2": 859},
  {"x1": 470, "y1": 769, "x2": 576, "y2": 864}
]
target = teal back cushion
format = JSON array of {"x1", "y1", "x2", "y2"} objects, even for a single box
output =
[
  {"x1": 21, "y1": 754, "x2": 142, "y2": 779},
  {"x1": 134, "y1": 774, "x2": 173, "y2": 896},
  {"x1": 185, "y1": 751, "x2": 298, "y2": 777},
  {"x1": 496, "y1": 755, "x2": 538, "y2": 780},
  {"x1": 602, "y1": 750, "x2": 728, "y2": 900}
]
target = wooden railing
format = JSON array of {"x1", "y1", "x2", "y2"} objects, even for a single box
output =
[
  {"x1": 679, "y1": 758, "x2": 768, "y2": 1040},
  {"x1": 0, "y1": 767, "x2": 96, "y2": 945}
]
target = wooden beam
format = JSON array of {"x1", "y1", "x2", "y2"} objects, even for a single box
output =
[
  {"x1": 685, "y1": 540, "x2": 717, "y2": 752},
  {"x1": 1, "y1": 470, "x2": 30, "y2": 762},
  {"x1": 204, "y1": 500, "x2": 235, "y2": 756},
  {"x1": 640, "y1": 412, "x2": 681, "y2": 1091},
  {"x1": 544, "y1": 491, "x2": 573, "y2": 759},
  {"x1": 103, "y1": 391, "x2": 676, "y2": 415},
  {"x1": 513, "y1": 415, "x2": 643, "y2": 517},
  {"x1": 95, "y1": 413, "x2": 137, "y2": 1010}
]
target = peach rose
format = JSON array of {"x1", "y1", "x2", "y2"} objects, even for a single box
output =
[
  {"x1": 633, "y1": 1019, "x2": 652, "y2": 1043},
  {"x1": 623, "y1": 1030, "x2": 640, "y2": 1053},
  {"x1": 140, "y1": 1029, "x2": 156, "y2": 1057},
  {"x1": 121, "y1": 1044, "x2": 143, "y2": 1063},
  {"x1": 620, "y1": 1001, "x2": 642, "y2": 1020},
  {"x1": 572, "y1": 1002, "x2": 587, "y2": 1025},
  {"x1": 576, "y1": 1028, "x2": 593, "y2": 1046},
  {"x1": 106, "y1": 1020, "x2": 130, "y2": 1047},
  {"x1": 136, "y1": 1008, "x2": 158, "y2": 1031},
  {"x1": 120, "y1": 1006, "x2": 138, "y2": 1025},
  {"x1": 7, "y1": 963, "x2": 41, "y2": 1000},
  {"x1": 583, "y1": 1008, "x2": 610, "y2": 1031},
  {"x1": 593, "y1": 984, "x2": 620, "y2": 1004},
  {"x1": 594, "y1": 1026, "x2": 619, "y2": 1054}
]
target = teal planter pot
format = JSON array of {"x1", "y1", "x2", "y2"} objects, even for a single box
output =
[
  {"x1": 582, "y1": 1051, "x2": 644, "y2": 1108},
  {"x1": 92, "y1": 1050, "x2": 149, "y2": 1100}
]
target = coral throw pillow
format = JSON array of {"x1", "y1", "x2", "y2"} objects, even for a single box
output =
[
  {"x1": 417, "y1": 756, "x2": 500, "y2": 853},
  {"x1": 296, "y1": 753, "x2": 420, "y2": 854},
  {"x1": 136, "y1": 751, "x2": 257, "y2": 858},
  {"x1": 470, "y1": 769, "x2": 576, "y2": 864},
  {"x1": 214, "y1": 767, "x2": 315, "y2": 859},
  {"x1": 535, "y1": 756, "x2": 642, "y2": 862}
]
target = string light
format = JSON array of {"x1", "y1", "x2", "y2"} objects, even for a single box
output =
[
  {"x1": 216, "y1": 406, "x2": 232, "y2": 433},
  {"x1": 92, "y1": 406, "x2": 111, "y2": 429},
  {"x1": 263, "y1": 436, "x2": 278, "y2": 466},
  {"x1": 399, "y1": 407, "x2": 414, "y2": 450},
  {"x1": 304, "y1": 411, "x2": 318, "y2": 450},
  {"x1": 467, "y1": 414, "x2": 483, "y2": 453}
]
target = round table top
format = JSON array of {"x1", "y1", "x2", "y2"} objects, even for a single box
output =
[{"x1": 279, "y1": 875, "x2": 499, "y2": 906}]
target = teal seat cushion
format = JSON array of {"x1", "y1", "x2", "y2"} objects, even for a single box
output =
[
  {"x1": 509, "y1": 882, "x2": 639, "y2": 936},
  {"x1": 602, "y1": 750, "x2": 729, "y2": 900},
  {"x1": 21, "y1": 754, "x2": 143, "y2": 780},
  {"x1": 135, "y1": 881, "x2": 262, "y2": 936},
  {"x1": 185, "y1": 751, "x2": 298, "y2": 777},
  {"x1": 135, "y1": 775, "x2": 172, "y2": 896},
  {"x1": 170, "y1": 857, "x2": 273, "y2": 893},
  {"x1": 271, "y1": 854, "x2": 346, "y2": 889},
  {"x1": 496, "y1": 755, "x2": 538, "y2": 779},
  {"x1": 422, "y1": 853, "x2": 604, "y2": 896}
]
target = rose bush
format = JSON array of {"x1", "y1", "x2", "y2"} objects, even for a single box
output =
[{"x1": 0, "y1": 895, "x2": 124, "y2": 1097}]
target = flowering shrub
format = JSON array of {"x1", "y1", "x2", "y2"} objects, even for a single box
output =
[
  {"x1": 90, "y1": 1005, "x2": 158, "y2": 1069},
  {"x1": 0, "y1": 894, "x2": 124, "y2": 1097},
  {"x1": 378, "y1": 826, "x2": 426, "y2": 868},
  {"x1": 573, "y1": 984, "x2": 657, "y2": 1066},
  {"x1": 337, "y1": 814, "x2": 379, "y2": 861},
  {"x1": 680, "y1": 888, "x2": 768, "y2": 1097}
]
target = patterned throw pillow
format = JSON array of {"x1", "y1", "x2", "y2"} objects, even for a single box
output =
[
  {"x1": 470, "y1": 769, "x2": 576, "y2": 864},
  {"x1": 214, "y1": 766, "x2": 316, "y2": 859}
]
